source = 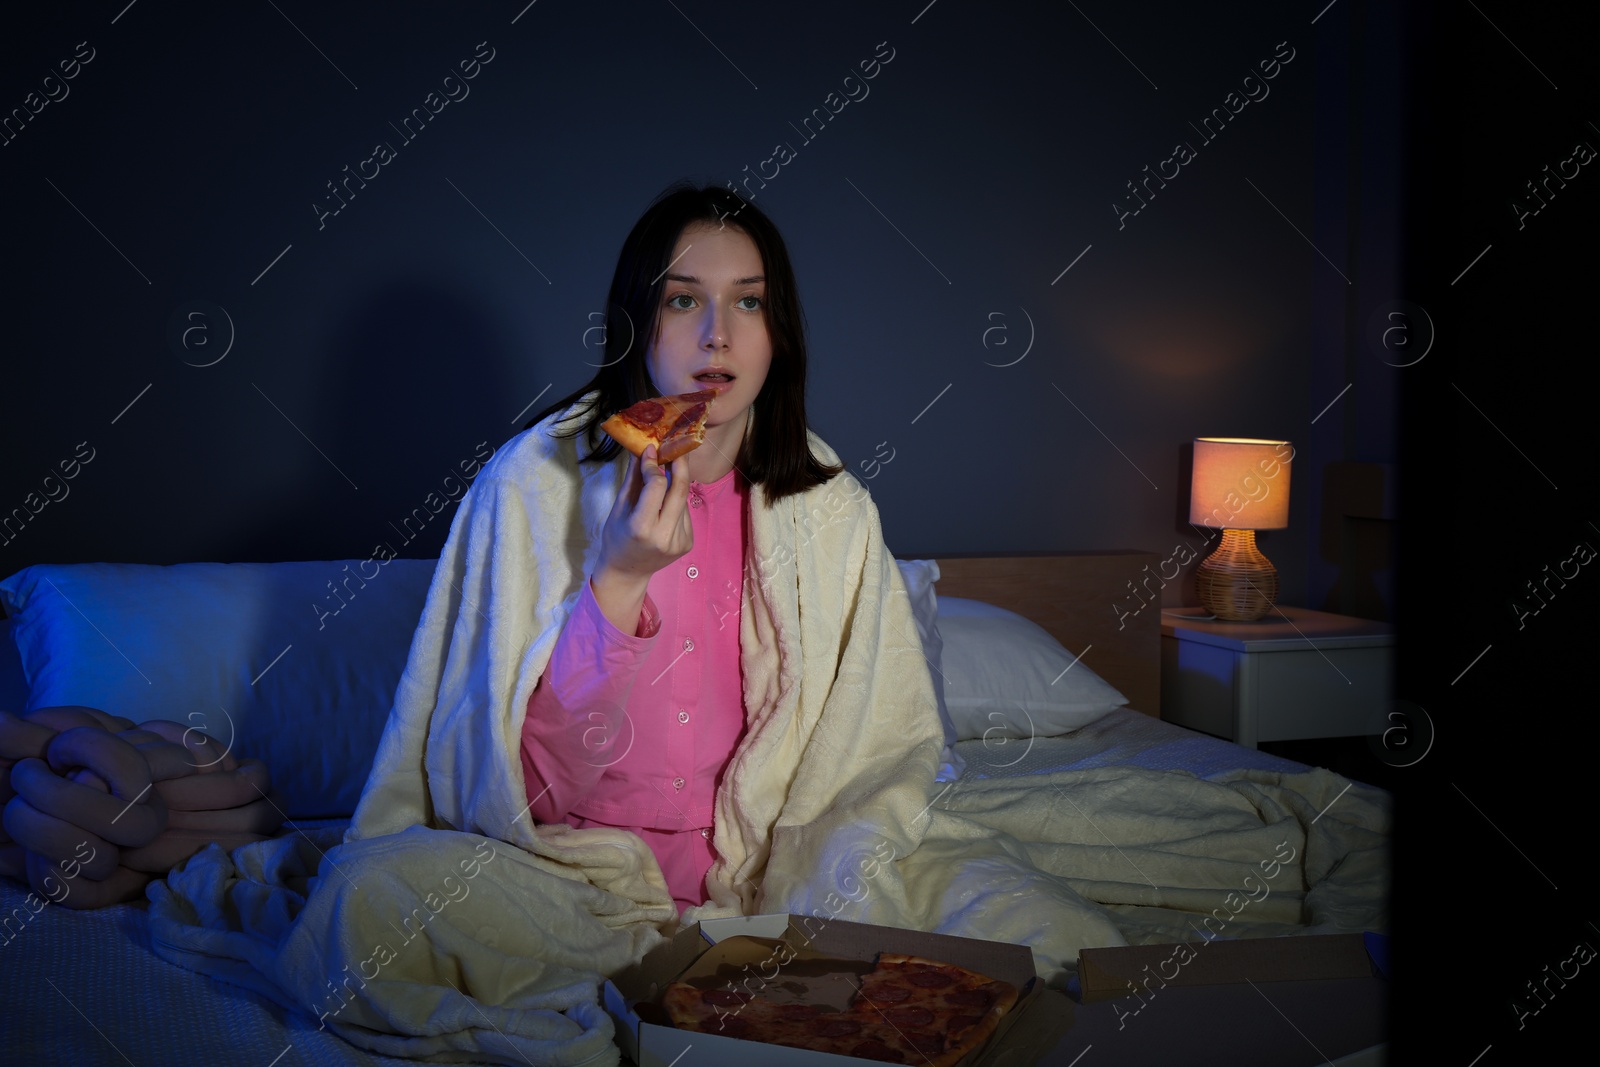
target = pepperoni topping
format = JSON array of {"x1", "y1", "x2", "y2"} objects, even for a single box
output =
[
  {"x1": 907, "y1": 970, "x2": 957, "y2": 988},
  {"x1": 847, "y1": 1039, "x2": 905, "y2": 1062},
  {"x1": 904, "y1": 1031, "x2": 948, "y2": 1056},
  {"x1": 624, "y1": 400, "x2": 664, "y2": 425},
  {"x1": 777, "y1": 1003, "x2": 822, "y2": 1022},
  {"x1": 883, "y1": 1005, "x2": 935, "y2": 1029},
  {"x1": 709, "y1": 1012, "x2": 751, "y2": 1037},
  {"x1": 946, "y1": 988, "x2": 993, "y2": 1008},
  {"x1": 866, "y1": 983, "x2": 912, "y2": 1003},
  {"x1": 666, "y1": 404, "x2": 706, "y2": 436},
  {"x1": 702, "y1": 989, "x2": 752, "y2": 1007},
  {"x1": 809, "y1": 1015, "x2": 863, "y2": 1037}
]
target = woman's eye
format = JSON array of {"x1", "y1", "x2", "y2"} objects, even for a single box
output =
[
  {"x1": 667, "y1": 293, "x2": 696, "y2": 310},
  {"x1": 737, "y1": 295, "x2": 762, "y2": 310}
]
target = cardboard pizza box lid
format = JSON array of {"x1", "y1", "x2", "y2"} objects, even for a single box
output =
[
  {"x1": 1077, "y1": 932, "x2": 1375, "y2": 1001},
  {"x1": 1057, "y1": 934, "x2": 1386, "y2": 1066}
]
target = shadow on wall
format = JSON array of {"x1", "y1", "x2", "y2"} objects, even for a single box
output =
[{"x1": 232, "y1": 282, "x2": 516, "y2": 564}]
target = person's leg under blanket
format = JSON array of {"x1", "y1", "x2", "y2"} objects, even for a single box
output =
[{"x1": 152, "y1": 824, "x2": 672, "y2": 1067}]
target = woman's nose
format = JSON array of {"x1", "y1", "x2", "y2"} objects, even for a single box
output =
[{"x1": 702, "y1": 307, "x2": 728, "y2": 349}]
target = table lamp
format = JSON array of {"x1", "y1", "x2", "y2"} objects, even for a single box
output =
[{"x1": 1189, "y1": 437, "x2": 1293, "y2": 621}]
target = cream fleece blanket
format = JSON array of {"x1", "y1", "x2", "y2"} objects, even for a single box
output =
[
  {"x1": 337, "y1": 395, "x2": 946, "y2": 920},
  {"x1": 145, "y1": 397, "x2": 1388, "y2": 1065}
]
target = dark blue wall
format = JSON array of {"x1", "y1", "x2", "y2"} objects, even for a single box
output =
[{"x1": 4, "y1": 2, "x2": 1399, "y2": 616}]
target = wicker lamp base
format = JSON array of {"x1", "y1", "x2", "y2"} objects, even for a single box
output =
[{"x1": 1195, "y1": 528, "x2": 1279, "y2": 621}]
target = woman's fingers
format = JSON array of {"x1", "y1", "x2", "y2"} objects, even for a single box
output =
[
  {"x1": 638, "y1": 443, "x2": 669, "y2": 494},
  {"x1": 634, "y1": 445, "x2": 677, "y2": 526},
  {"x1": 597, "y1": 444, "x2": 695, "y2": 583},
  {"x1": 612, "y1": 447, "x2": 652, "y2": 532},
  {"x1": 664, "y1": 453, "x2": 691, "y2": 512},
  {"x1": 605, "y1": 449, "x2": 641, "y2": 526},
  {"x1": 637, "y1": 447, "x2": 688, "y2": 513},
  {"x1": 660, "y1": 455, "x2": 694, "y2": 549}
]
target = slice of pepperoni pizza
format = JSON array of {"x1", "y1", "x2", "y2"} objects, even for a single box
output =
[
  {"x1": 600, "y1": 389, "x2": 717, "y2": 463},
  {"x1": 850, "y1": 953, "x2": 1020, "y2": 1066},
  {"x1": 663, "y1": 989, "x2": 897, "y2": 1060},
  {"x1": 662, "y1": 952, "x2": 1020, "y2": 1065}
]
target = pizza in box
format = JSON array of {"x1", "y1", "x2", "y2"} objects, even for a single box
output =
[{"x1": 664, "y1": 950, "x2": 1021, "y2": 1065}]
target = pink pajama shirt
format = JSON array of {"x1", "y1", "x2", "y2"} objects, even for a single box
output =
[{"x1": 520, "y1": 466, "x2": 749, "y2": 910}]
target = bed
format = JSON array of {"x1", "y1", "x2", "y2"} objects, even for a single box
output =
[{"x1": 0, "y1": 551, "x2": 1387, "y2": 1065}]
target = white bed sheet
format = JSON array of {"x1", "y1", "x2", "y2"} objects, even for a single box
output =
[
  {"x1": 1, "y1": 711, "x2": 1309, "y2": 1066},
  {"x1": 0, "y1": 818, "x2": 429, "y2": 1067}
]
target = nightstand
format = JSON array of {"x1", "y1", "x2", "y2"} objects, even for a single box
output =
[{"x1": 1159, "y1": 606, "x2": 1394, "y2": 748}]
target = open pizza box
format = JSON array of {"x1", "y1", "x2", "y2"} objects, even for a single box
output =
[{"x1": 603, "y1": 913, "x2": 1075, "y2": 1067}]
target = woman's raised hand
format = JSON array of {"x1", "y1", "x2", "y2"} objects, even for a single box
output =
[{"x1": 590, "y1": 444, "x2": 692, "y2": 633}]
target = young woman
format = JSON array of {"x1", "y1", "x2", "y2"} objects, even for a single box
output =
[
  {"x1": 517, "y1": 184, "x2": 846, "y2": 911},
  {"x1": 349, "y1": 182, "x2": 943, "y2": 928}
]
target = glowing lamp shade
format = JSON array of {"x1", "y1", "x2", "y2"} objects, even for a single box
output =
[{"x1": 1188, "y1": 438, "x2": 1293, "y2": 621}]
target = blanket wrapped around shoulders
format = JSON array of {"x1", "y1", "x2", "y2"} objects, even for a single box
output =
[{"x1": 146, "y1": 397, "x2": 1390, "y2": 1066}]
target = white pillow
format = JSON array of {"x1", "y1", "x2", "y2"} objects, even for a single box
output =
[
  {"x1": 937, "y1": 596, "x2": 1128, "y2": 740},
  {"x1": 893, "y1": 559, "x2": 964, "y2": 782},
  {"x1": 0, "y1": 560, "x2": 436, "y2": 818}
]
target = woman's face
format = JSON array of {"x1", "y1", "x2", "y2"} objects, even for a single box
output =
[{"x1": 645, "y1": 223, "x2": 772, "y2": 433}]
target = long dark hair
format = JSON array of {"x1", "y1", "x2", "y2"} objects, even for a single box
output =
[{"x1": 527, "y1": 182, "x2": 841, "y2": 506}]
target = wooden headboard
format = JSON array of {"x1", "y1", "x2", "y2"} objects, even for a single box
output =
[{"x1": 930, "y1": 551, "x2": 1162, "y2": 716}]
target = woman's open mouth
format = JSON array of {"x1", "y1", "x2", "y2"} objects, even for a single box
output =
[{"x1": 694, "y1": 372, "x2": 735, "y2": 393}]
